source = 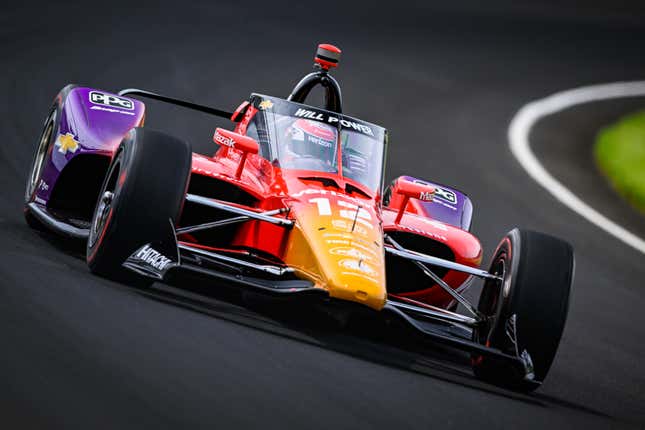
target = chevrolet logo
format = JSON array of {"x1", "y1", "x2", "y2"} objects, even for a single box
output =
[
  {"x1": 258, "y1": 99, "x2": 274, "y2": 110},
  {"x1": 55, "y1": 133, "x2": 80, "y2": 154}
]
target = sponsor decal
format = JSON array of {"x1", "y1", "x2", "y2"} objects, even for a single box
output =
[
  {"x1": 323, "y1": 233, "x2": 350, "y2": 238},
  {"x1": 307, "y1": 193, "x2": 375, "y2": 231},
  {"x1": 89, "y1": 105, "x2": 135, "y2": 116},
  {"x1": 55, "y1": 133, "x2": 80, "y2": 154},
  {"x1": 339, "y1": 258, "x2": 377, "y2": 277},
  {"x1": 323, "y1": 234, "x2": 379, "y2": 254},
  {"x1": 213, "y1": 132, "x2": 235, "y2": 147},
  {"x1": 324, "y1": 232, "x2": 365, "y2": 239},
  {"x1": 132, "y1": 245, "x2": 173, "y2": 271},
  {"x1": 435, "y1": 187, "x2": 457, "y2": 204},
  {"x1": 89, "y1": 91, "x2": 134, "y2": 110},
  {"x1": 294, "y1": 108, "x2": 375, "y2": 137},
  {"x1": 331, "y1": 219, "x2": 369, "y2": 236},
  {"x1": 397, "y1": 225, "x2": 448, "y2": 242},
  {"x1": 419, "y1": 218, "x2": 449, "y2": 231},
  {"x1": 412, "y1": 179, "x2": 458, "y2": 205},
  {"x1": 346, "y1": 240, "x2": 379, "y2": 256},
  {"x1": 293, "y1": 188, "x2": 365, "y2": 205},
  {"x1": 34, "y1": 196, "x2": 47, "y2": 205},
  {"x1": 330, "y1": 247, "x2": 374, "y2": 261},
  {"x1": 258, "y1": 99, "x2": 274, "y2": 110},
  {"x1": 337, "y1": 200, "x2": 373, "y2": 229},
  {"x1": 38, "y1": 179, "x2": 49, "y2": 191},
  {"x1": 419, "y1": 191, "x2": 434, "y2": 201},
  {"x1": 305, "y1": 133, "x2": 332, "y2": 147},
  {"x1": 326, "y1": 239, "x2": 350, "y2": 245}
]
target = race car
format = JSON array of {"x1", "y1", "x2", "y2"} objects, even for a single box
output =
[{"x1": 24, "y1": 43, "x2": 574, "y2": 391}]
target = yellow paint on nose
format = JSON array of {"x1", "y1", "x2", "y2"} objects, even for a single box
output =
[
  {"x1": 355, "y1": 290, "x2": 369, "y2": 300},
  {"x1": 282, "y1": 197, "x2": 386, "y2": 310}
]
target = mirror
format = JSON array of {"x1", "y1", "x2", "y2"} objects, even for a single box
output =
[
  {"x1": 213, "y1": 128, "x2": 259, "y2": 154},
  {"x1": 396, "y1": 178, "x2": 435, "y2": 202},
  {"x1": 393, "y1": 178, "x2": 435, "y2": 223},
  {"x1": 213, "y1": 128, "x2": 259, "y2": 179}
]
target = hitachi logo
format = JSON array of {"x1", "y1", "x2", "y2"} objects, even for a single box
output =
[{"x1": 135, "y1": 245, "x2": 172, "y2": 270}]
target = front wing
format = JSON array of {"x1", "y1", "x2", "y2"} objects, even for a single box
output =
[{"x1": 121, "y1": 206, "x2": 535, "y2": 383}]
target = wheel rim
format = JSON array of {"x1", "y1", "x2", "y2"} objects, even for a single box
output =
[
  {"x1": 26, "y1": 110, "x2": 56, "y2": 201},
  {"x1": 475, "y1": 256, "x2": 506, "y2": 345},
  {"x1": 88, "y1": 159, "x2": 120, "y2": 249}
]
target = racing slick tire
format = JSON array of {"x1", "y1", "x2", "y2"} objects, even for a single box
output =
[
  {"x1": 472, "y1": 228, "x2": 574, "y2": 391},
  {"x1": 86, "y1": 127, "x2": 191, "y2": 285}
]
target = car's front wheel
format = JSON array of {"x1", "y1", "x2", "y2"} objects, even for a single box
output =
[
  {"x1": 24, "y1": 107, "x2": 59, "y2": 230},
  {"x1": 86, "y1": 127, "x2": 192, "y2": 284},
  {"x1": 472, "y1": 228, "x2": 574, "y2": 391}
]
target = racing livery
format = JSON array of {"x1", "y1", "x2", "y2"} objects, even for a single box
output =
[{"x1": 24, "y1": 44, "x2": 574, "y2": 391}]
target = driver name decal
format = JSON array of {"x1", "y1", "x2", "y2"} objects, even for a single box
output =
[
  {"x1": 295, "y1": 108, "x2": 325, "y2": 121},
  {"x1": 294, "y1": 108, "x2": 374, "y2": 136}
]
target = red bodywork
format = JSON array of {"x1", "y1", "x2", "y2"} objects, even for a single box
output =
[{"x1": 178, "y1": 104, "x2": 483, "y2": 311}]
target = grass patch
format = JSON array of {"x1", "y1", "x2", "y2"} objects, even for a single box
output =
[{"x1": 594, "y1": 110, "x2": 645, "y2": 213}]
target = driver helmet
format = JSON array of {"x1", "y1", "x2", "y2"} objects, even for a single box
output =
[{"x1": 286, "y1": 119, "x2": 337, "y2": 162}]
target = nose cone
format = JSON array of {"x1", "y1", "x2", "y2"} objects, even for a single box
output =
[{"x1": 283, "y1": 192, "x2": 386, "y2": 310}]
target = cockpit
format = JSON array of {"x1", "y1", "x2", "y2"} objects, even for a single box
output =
[{"x1": 244, "y1": 95, "x2": 387, "y2": 193}]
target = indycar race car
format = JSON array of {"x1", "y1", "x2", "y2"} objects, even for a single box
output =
[{"x1": 24, "y1": 44, "x2": 574, "y2": 391}]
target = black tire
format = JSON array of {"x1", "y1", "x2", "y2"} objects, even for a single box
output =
[
  {"x1": 24, "y1": 95, "x2": 67, "y2": 230},
  {"x1": 472, "y1": 228, "x2": 574, "y2": 391},
  {"x1": 86, "y1": 127, "x2": 191, "y2": 285}
]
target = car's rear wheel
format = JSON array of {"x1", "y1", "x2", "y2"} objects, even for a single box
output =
[
  {"x1": 472, "y1": 228, "x2": 574, "y2": 391},
  {"x1": 86, "y1": 127, "x2": 192, "y2": 285}
]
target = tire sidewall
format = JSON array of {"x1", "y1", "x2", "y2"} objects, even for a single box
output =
[
  {"x1": 473, "y1": 228, "x2": 573, "y2": 388},
  {"x1": 86, "y1": 128, "x2": 191, "y2": 282},
  {"x1": 25, "y1": 105, "x2": 60, "y2": 204},
  {"x1": 474, "y1": 229, "x2": 520, "y2": 348},
  {"x1": 25, "y1": 86, "x2": 81, "y2": 234},
  {"x1": 86, "y1": 141, "x2": 128, "y2": 267}
]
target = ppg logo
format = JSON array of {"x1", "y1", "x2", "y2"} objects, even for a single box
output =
[
  {"x1": 413, "y1": 179, "x2": 458, "y2": 204},
  {"x1": 89, "y1": 91, "x2": 134, "y2": 110}
]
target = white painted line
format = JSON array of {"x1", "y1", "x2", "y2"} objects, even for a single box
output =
[{"x1": 508, "y1": 81, "x2": 645, "y2": 255}]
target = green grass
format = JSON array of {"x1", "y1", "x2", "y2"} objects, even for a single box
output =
[{"x1": 594, "y1": 110, "x2": 645, "y2": 213}]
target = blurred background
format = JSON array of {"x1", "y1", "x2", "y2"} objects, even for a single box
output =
[{"x1": 2, "y1": 1, "x2": 645, "y2": 428}]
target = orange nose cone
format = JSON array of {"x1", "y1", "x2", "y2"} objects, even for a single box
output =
[{"x1": 283, "y1": 195, "x2": 386, "y2": 310}]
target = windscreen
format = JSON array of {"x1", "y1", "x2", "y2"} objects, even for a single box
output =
[{"x1": 246, "y1": 95, "x2": 387, "y2": 192}]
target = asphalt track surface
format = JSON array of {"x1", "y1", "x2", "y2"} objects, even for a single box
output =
[{"x1": 2, "y1": 2, "x2": 645, "y2": 429}]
